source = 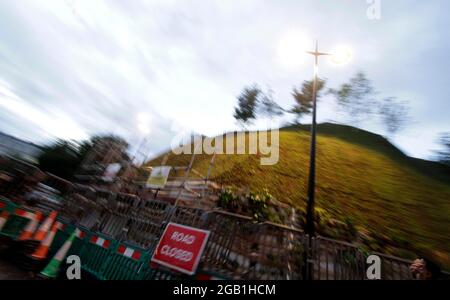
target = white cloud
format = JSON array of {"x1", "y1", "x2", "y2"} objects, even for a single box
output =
[
  {"x1": 0, "y1": 0, "x2": 448, "y2": 160},
  {"x1": 0, "y1": 79, "x2": 88, "y2": 141}
]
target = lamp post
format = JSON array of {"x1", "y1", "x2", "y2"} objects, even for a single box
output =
[
  {"x1": 304, "y1": 41, "x2": 351, "y2": 236},
  {"x1": 304, "y1": 41, "x2": 331, "y2": 237}
]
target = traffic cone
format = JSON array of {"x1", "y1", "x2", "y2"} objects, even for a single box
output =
[
  {"x1": 34, "y1": 211, "x2": 57, "y2": 241},
  {"x1": 31, "y1": 221, "x2": 61, "y2": 260},
  {"x1": 0, "y1": 210, "x2": 9, "y2": 231},
  {"x1": 18, "y1": 211, "x2": 43, "y2": 241},
  {"x1": 40, "y1": 229, "x2": 80, "y2": 279}
]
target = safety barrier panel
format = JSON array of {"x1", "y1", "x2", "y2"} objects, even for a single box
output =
[
  {"x1": 0, "y1": 207, "x2": 36, "y2": 239},
  {"x1": 78, "y1": 233, "x2": 117, "y2": 279},
  {"x1": 100, "y1": 242, "x2": 148, "y2": 280},
  {"x1": 66, "y1": 228, "x2": 89, "y2": 258},
  {"x1": 49, "y1": 220, "x2": 74, "y2": 254}
]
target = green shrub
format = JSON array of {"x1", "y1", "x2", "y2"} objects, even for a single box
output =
[
  {"x1": 246, "y1": 188, "x2": 273, "y2": 222},
  {"x1": 217, "y1": 188, "x2": 240, "y2": 211}
]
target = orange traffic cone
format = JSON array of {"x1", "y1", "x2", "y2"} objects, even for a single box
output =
[
  {"x1": 0, "y1": 210, "x2": 9, "y2": 231},
  {"x1": 31, "y1": 221, "x2": 62, "y2": 260},
  {"x1": 18, "y1": 211, "x2": 43, "y2": 241},
  {"x1": 34, "y1": 211, "x2": 57, "y2": 241}
]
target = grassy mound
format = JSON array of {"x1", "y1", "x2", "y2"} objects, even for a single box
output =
[{"x1": 148, "y1": 123, "x2": 450, "y2": 268}]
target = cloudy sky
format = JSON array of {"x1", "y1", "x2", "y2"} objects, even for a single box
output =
[{"x1": 0, "y1": 0, "x2": 449, "y2": 160}]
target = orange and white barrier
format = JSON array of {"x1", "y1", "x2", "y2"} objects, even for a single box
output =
[
  {"x1": 90, "y1": 235, "x2": 111, "y2": 248},
  {"x1": 117, "y1": 245, "x2": 141, "y2": 260}
]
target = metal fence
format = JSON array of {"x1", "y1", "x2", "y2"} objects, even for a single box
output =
[
  {"x1": 11, "y1": 179, "x2": 430, "y2": 280},
  {"x1": 60, "y1": 187, "x2": 428, "y2": 279}
]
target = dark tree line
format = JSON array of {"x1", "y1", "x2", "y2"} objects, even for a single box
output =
[{"x1": 38, "y1": 135, "x2": 128, "y2": 179}]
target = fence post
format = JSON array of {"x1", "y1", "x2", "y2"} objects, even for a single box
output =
[{"x1": 304, "y1": 235, "x2": 314, "y2": 280}]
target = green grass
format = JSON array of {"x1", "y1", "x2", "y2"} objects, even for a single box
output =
[{"x1": 148, "y1": 123, "x2": 450, "y2": 268}]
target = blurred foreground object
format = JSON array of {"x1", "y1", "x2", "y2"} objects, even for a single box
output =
[{"x1": 410, "y1": 257, "x2": 442, "y2": 280}]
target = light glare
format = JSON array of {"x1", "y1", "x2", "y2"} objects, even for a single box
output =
[{"x1": 330, "y1": 45, "x2": 352, "y2": 65}]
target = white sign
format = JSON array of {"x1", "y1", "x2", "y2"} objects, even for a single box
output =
[{"x1": 146, "y1": 166, "x2": 171, "y2": 189}]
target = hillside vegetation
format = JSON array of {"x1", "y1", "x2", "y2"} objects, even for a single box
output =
[{"x1": 148, "y1": 123, "x2": 450, "y2": 267}]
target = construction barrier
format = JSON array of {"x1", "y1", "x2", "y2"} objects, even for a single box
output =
[
  {"x1": 0, "y1": 207, "x2": 37, "y2": 240},
  {"x1": 78, "y1": 233, "x2": 117, "y2": 279},
  {"x1": 49, "y1": 221, "x2": 73, "y2": 254},
  {"x1": 40, "y1": 229, "x2": 79, "y2": 279},
  {"x1": 2, "y1": 183, "x2": 439, "y2": 280},
  {"x1": 66, "y1": 228, "x2": 88, "y2": 258},
  {"x1": 100, "y1": 242, "x2": 148, "y2": 280}
]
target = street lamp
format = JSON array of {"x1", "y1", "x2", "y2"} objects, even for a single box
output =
[{"x1": 304, "y1": 41, "x2": 351, "y2": 236}]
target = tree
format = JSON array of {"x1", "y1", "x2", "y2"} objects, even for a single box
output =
[
  {"x1": 435, "y1": 133, "x2": 450, "y2": 166},
  {"x1": 90, "y1": 134, "x2": 129, "y2": 149},
  {"x1": 38, "y1": 134, "x2": 130, "y2": 179},
  {"x1": 90, "y1": 135, "x2": 129, "y2": 159},
  {"x1": 379, "y1": 97, "x2": 409, "y2": 135},
  {"x1": 258, "y1": 89, "x2": 284, "y2": 120},
  {"x1": 330, "y1": 71, "x2": 410, "y2": 135},
  {"x1": 234, "y1": 85, "x2": 261, "y2": 127},
  {"x1": 38, "y1": 140, "x2": 82, "y2": 179},
  {"x1": 291, "y1": 78, "x2": 326, "y2": 123},
  {"x1": 329, "y1": 72, "x2": 377, "y2": 124}
]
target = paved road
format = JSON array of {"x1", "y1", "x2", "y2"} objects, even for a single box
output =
[
  {"x1": 0, "y1": 257, "x2": 35, "y2": 280},
  {"x1": 0, "y1": 244, "x2": 35, "y2": 280}
]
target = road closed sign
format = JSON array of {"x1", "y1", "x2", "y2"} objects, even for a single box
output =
[{"x1": 151, "y1": 222, "x2": 210, "y2": 275}]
